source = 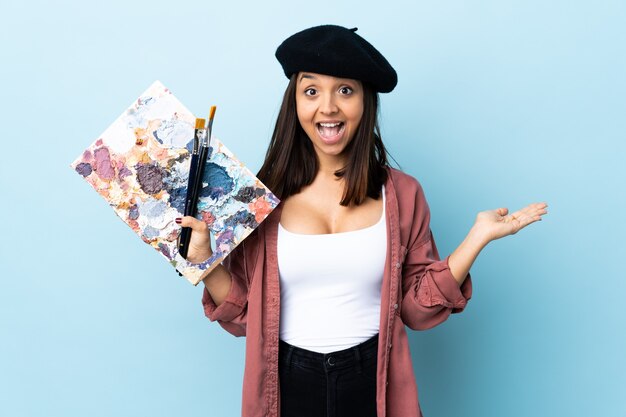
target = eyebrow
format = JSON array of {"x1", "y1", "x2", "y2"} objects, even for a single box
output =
[{"x1": 299, "y1": 73, "x2": 316, "y2": 82}]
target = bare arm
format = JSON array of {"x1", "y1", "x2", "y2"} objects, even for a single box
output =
[
  {"x1": 448, "y1": 227, "x2": 488, "y2": 285},
  {"x1": 448, "y1": 202, "x2": 548, "y2": 285},
  {"x1": 201, "y1": 264, "x2": 232, "y2": 307}
]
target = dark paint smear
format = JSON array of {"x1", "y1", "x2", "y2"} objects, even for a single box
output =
[
  {"x1": 152, "y1": 130, "x2": 169, "y2": 145},
  {"x1": 118, "y1": 166, "x2": 132, "y2": 180},
  {"x1": 135, "y1": 163, "x2": 164, "y2": 194},
  {"x1": 234, "y1": 186, "x2": 256, "y2": 203},
  {"x1": 93, "y1": 147, "x2": 115, "y2": 180},
  {"x1": 255, "y1": 188, "x2": 266, "y2": 197},
  {"x1": 129, "y1": 205, "x2": 139, "y2": 220},
  {"x1": 166, "y1": 153, "x2": 188, "y2": 170},
  {"x1": 223, "y1": 210, "x2": 258, "y2": 231},
  {"x1": 220, "y1": 229, "x2": 234, "y2": 243},
  {"x1": 152, "y1": 130, "x2": 162, "y2": 145},
  {"x1": 158, "y1": 243, "x2": 171, "y2": 259},
  {"x1": 215, "y1": 229, "x2": 235, "y2": 249},
  {"x1": 199, "y1": 163, "x2": 234, "y2": 200},
  {"x1": 168, "y1": 186, "x2": 187, "y2": 213},
  {"x1": 160, "y1": 162, "x2": 187, "y2": 213},
  {"x1": 75, "y1": 162, "x2": 92, "y2": 177}
]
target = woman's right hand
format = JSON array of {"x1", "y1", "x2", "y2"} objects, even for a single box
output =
[{"x1": 176, "y1": 216, "x2": 213, "y2": 263}]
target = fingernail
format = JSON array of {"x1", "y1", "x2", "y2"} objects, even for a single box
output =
[{"x1": 175, "y1": 218, "x2": 182, "y2": 224}]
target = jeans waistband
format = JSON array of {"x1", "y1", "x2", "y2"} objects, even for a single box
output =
[{"x1": 279, "y1": 334, "x2": 379, "y2": 371}]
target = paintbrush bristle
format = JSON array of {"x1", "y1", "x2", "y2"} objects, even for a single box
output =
[
  {"x1": 195, "y1": 118, "x2": 206, "y2": 129},
  {"x1": 209, "y1": 106, "x2": 216, "y2": 120}
]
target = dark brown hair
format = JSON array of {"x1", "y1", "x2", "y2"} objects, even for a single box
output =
[{"x1": 257, "y1": 73, "x2": 390, "y2": 206}]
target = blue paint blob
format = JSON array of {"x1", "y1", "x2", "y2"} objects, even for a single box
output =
[
  {"x1": 167, "y1": 186, "x2": 187, "y2": 213},
  {"x1": 75, "y1": 162, "x2": 92, "y2": 177},
  {"x1": 220, "y1": 229, "x2": 235, "y2": 242},
  {"x1": 137, "y1": 198, "x2": 167, "y2": 218},
  {"x1": 223, "y1": 210, "x2": 258, "y2": 231},
  {"x1": 158, "y1": 242, "x2": 171, "y2": 259},
  {"x1": 143, "y1": 225, "x2": 160, "y2": 239},
  {"x1": 234, "y1": 186, "x2": 256, "y2": 203},
  {"x1": 160, "y1": 162, "x2": 187, "y2": 213},
  {"x1": 200, "y1": 163, "x2": 234, "y2": 200},
  {"x1": 129, "y1": 204, "x2": 139, "y2": 220}
]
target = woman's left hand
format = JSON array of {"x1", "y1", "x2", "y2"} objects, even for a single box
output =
[{"x1": 472, "y1": 202, "x2": 548, "y2": 244}]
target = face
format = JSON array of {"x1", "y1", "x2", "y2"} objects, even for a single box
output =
[{"x1": 295, "y1": 72, "x2": 364, "y2": 164}]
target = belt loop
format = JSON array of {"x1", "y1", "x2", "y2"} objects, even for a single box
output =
[{"x1": 353, "y1": 345, "x2": 362, "y2": 374}]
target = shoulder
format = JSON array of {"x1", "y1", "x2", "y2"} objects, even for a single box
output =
[{"x1": 386, "y1": 167, "x2": 426, "y2": 200}]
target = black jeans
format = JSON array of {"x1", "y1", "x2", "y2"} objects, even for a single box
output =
[{"x1": 278, "y1": 333, "x2": 379, "y2": 417}]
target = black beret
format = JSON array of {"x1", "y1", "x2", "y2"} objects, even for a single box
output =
[{"x1": 275, "y1": 25, "x2": 397, "y2": 93}]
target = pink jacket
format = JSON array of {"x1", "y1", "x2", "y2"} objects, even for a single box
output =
[{"x1": 202, "y1": 167, "x2": 473, "y2": 417}]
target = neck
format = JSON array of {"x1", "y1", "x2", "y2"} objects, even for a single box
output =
[
  {"x1": 311, "y1": 169, "x2": 346, "y2": 202},
  {"x1": 316, "y1": 153, "x2": 347, "y2": 175}
]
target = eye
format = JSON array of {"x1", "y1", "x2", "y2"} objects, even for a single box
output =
[
  {"x1": 339, "y1": 86, "x2": 353, "y2": 95},
  {"x1": 304, "y1": 88, "x2": 317, "y2": 96}
]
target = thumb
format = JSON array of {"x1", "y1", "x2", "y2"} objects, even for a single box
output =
[
  {"x1": 175, "y1": 216, "x2": 207, "y2": 232},
  {"x1": 496, "y1": 207, "x2": 509, "y2": 216}
]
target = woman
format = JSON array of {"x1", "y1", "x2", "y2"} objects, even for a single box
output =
[{"x1": 176, "y1": 25, "x2": 547, "y2": 417}]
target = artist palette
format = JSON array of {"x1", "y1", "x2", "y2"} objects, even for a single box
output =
[{"x1": 71, "y1": 81, "x2": 280, "y2": 285}]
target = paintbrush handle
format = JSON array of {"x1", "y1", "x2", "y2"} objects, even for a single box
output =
[
  {"x1": 178, "y1": 154, "x2": 198, "y2": 259},
  {"x1": 183, "y1": 156, "x2": 200, "y2": 216},
  {"x1": 178, "y1": 119, "x2": 207, "y2": 260},
  {"x1": 190, "y1": 145, "x2": 210, "y2": 212},
  {"x1": 177, "y1": 113, "x2": 214, "y2": 261},
  {"x1": 178, "y1": 154, "x2": 200, "y2": 258},
  {"x1": 179, "y1": 145, "x2": 210, "y2": 259}
]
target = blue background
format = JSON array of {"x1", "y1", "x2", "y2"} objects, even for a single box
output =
[{"x1": 1, "y1": 1, "x2": 624, "y2": 416}]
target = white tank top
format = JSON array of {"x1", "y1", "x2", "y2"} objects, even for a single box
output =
[{"x1": 277, "y1": 186, "x2": 387, "y2": 353}]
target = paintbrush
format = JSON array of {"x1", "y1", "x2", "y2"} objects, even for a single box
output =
[
  {"x1": 188, "y1": 106, "x2": 216, "y2": 217},
  {"x1": 178, "y1": 118, "x2": 207, "y2": 259},
  {"x1": 192, "y1": 106, "x2": 216, "y2": 211},
  {"x1": 207, "y1": 105, "x2": 216, "y2": 147},
  {"x1": 193, "y1": 106, "x2": 217, "y2": 199},
  {"x1": 178, "y1": 107, "x2": 217, "y2": 260}
]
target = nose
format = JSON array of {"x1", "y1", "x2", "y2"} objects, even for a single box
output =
[{"x1": 319, "y1": 93, "x2": 338, "y2": 115}]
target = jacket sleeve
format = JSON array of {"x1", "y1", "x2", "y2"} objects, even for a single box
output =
[
  {"x1": 201, "y1": 234, "x2": 257, "y2": 337},
  {"x1": 400, "y1": 183, "x2": 473, "y2": 331}
]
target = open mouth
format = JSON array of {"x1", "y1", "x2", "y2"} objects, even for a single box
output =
[{"x1": 316, "y1": 122, "x2": 345, "y2": 140}]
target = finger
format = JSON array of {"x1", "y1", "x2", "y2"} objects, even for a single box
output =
[
  {"x1": 519, "y1": 202, "x2": 548, "y2": 215},
  {"x1": 508, "y1": 209, "x2": 533, "y2": 227},
  {"x1": 496, "y1": 207, "x2": 509, "y2": 216},
  {"x1": 519, "y1": 204, "x2": 548, "y2": 219},
  {"x1": 515, "y1": 209, "x2": 545, "y2": 229},
  {"x1": 525, "y1": 202, "x2": 548, "y2": 214},
  {"x1": 175, "y1": 216, "x2": 208, "y2": 232},
  {"x1": 515, "y1": 209, "x2": 539, "y2": 221},
  {"x1": 508, "y1": 208, "x2": 526, "y2": 221}
]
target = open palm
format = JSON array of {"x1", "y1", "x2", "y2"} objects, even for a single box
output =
[{"x1": 474, "y1": 202, "x2": 548, "y2": 242}]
